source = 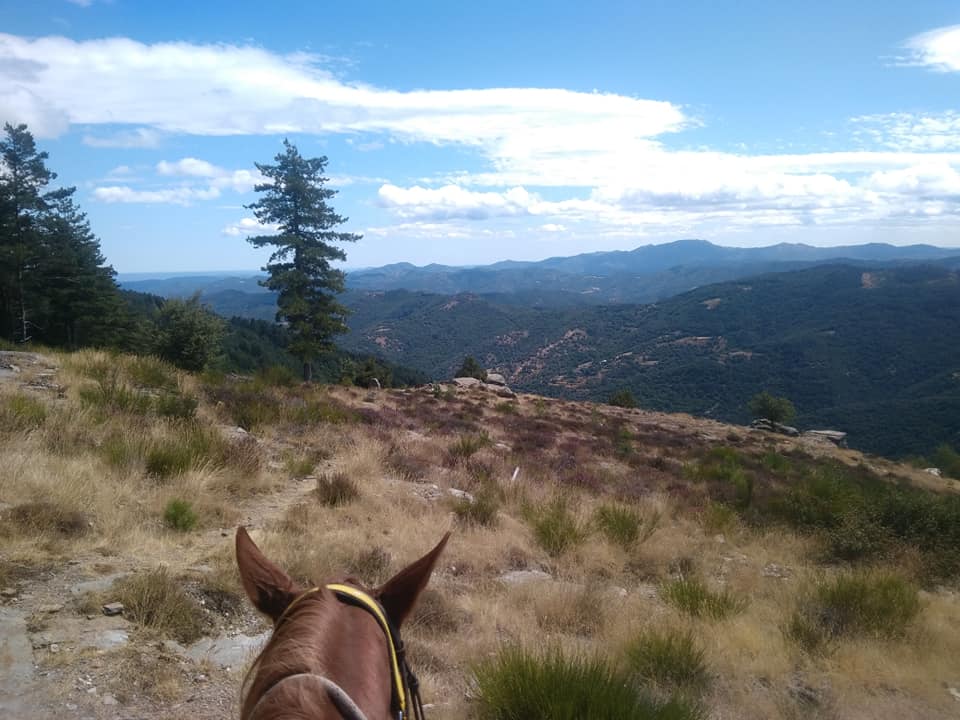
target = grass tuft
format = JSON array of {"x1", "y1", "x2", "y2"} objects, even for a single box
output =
[
  {"x1": 594, "y1": 503, "x2": 660, "y2": 548},
  {"x1": 0, "y1": 393, "x2": 47, "y2": 432},
  {"x1": 661, "y1": 578, "x2": 746, "y2": 620},
  {"x1": 472, "y1": 645, "x2": 703, "y2": 720},
  {"x1": 315, "y1": 472, "x2": 360, "y2": 506},
  {"x1": 625, "y1": 628, "x2": 709, "y2": 694},
  {"x1": 114, "y1": 567, "x2": 204, "y2": 643},
  {"x1": 530, "y1": 497, "x2": 587, "y2": 557},
  {"x1": 788, "y1": 571, "x2": 921, "y2": 652},
  {"x1": 452, "y1": 485, "x2": 501, "y2": 527}
]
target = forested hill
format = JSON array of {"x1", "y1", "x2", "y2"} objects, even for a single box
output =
[{"x1": 336, "y1": 264, "x2": 960, "y2": 458}]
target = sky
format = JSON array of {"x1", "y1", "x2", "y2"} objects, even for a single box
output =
[{"x1": 1, "y1": 1, "x2": 960, "y2": 273}]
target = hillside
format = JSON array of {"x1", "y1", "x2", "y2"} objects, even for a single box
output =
[
  {"x1": 1, "y1": 349, "x2": 959, "y2": 719},
  {"x1": 337, "y1": 264, "x2": 960, "y2": 458}
]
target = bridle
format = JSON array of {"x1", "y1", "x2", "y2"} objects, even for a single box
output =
[{"x1": 251, "y1": 583, "x2": 426, "y2": 720}]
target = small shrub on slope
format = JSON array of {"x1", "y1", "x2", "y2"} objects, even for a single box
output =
[
  {"x1": 472, "y1": 645, "x2": 703, "y2": 720},
  {"x1": 452, "y1": 485, "x2": 500, "y2": 527},
  {"x1": 163, "y1": 499, "x2": 198, "y2": 531},
  {"x1": 788, "y1": 571, "x2": 920, "y2": 652}
]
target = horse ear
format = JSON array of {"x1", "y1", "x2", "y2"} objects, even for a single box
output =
[
  {"x1": 376, "y1": 532, "x2": 450, "y2": 628},
  {"x1": 235, "y1": 526, "x2": 300, "y2": 621}
]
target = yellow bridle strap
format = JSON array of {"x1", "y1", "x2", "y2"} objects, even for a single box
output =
[{"x1": 325, "y1": 583, "x2": 407, "y2": 716}]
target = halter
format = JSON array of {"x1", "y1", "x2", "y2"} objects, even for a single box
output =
[{"x1": 271, "y1": 583, "x2": 426, "y2": 720}]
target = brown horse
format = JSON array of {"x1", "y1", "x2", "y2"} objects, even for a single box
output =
[{"x1": 235, "y1": 526, "x2": 449, "y2": 720}]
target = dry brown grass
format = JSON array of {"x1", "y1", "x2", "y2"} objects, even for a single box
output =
[{"x1": 2, "y1": 355, "x2": 959, "y2": 719}]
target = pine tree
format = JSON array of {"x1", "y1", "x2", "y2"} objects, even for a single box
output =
[
  {"x1": 0, "y1": 123, "x2": 57, "y2": 342},
  {"x1": 246, "y1": 140, "x2": 360, "y2": 381}
]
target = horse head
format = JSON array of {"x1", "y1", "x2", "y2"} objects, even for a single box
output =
[{"x1": 236, "y1": 526, "x2": 449, "y2": 720}]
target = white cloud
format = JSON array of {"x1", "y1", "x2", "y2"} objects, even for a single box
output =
[
  {"x1": 93, "y1": 185, "x2": 220, "y2": 204},
  {"x1": 853, "y1": 112, "x2": 960, "y2": 151},
  {"x1": 904, "y1": 24, "x2": 960, "y2": 72},
  {"x1": 222, "y1": 217, "x2": 279, "y2": 237},
  {"x1": 541, "y1": 223, "x2": 566, "y2": 232},
  {"x1": 157, "y1": 158, "x2": 220, "y2": 177},
  {"x1": 82, "y1": 128, "x2": 163, "y2": 148},
  {"x1": 377, "y1": 184, "x2": 537, "y2": 220}
]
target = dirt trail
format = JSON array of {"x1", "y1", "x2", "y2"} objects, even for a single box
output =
[{"x1": 0, "y1": 353, "x2": 326, "y2": 720}]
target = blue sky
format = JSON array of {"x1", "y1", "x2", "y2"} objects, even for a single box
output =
[{"x1": 2, "y1": 1, "x2": 960, "y2": 272}]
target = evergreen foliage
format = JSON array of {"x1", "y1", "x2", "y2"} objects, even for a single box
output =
[
  {"x1": 153, "y1": 294, "x2": 225, "y2": 371},
  {"x1": 455, "y1": 355, "x2": 487, "y2": 381},
  {"x1": 747, "y1": 391, "x2": 796, "y2": 424},
  {"x1": 246, "y1": 140, "x2": 360, "y2": 381},
  {"x1": 0, "y1": 123, "x2": 122, "y2": 347},
  {"x1": 608, "y1": 388, "x2": 638, "y2": 408}
]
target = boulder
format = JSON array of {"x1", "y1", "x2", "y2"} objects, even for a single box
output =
[
  {"x1": 452, "y1": 377, "x2": 482, "y2": 388},
  {"x1": 804, "y1": 429, "x2": 848, "y2": 447},
  {"x1": 485, "y1": 372, "x2": 507, "y2": 386}
]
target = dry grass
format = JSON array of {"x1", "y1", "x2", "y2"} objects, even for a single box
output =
[{"x1": 2, "y1": 354, "x2": 959, "y2": 719}]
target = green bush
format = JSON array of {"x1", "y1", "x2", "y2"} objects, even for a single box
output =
[
  {"x1": 472, "y1": 645, "x2": 703, "y2": 720},
  {"x1": 789, "y1": 571, "x2": 920, "y2": 651},
  {"x1": 455, "y1": 356, "x2": 487, "y2": 382},
  {"x1": 155, "y1": 392, "x2": 198, "y2": 420},
  {"x1": 531, "y1": 498, "x2": 587, "y2": 557},
  {"x1": 126, "y1": 356, "x2": 177, "y2": 390},
  {"x1": 146, "y1": 443, "x2": 193, "y2": 480},
  {"x1": 446, "y1": 432, "x2": 491, "y2": 463},
  {"x1": 661, "y1": 578, "x2": 745, "y2": 620},
  {"x1": 931, "y1": 443, "x2": 960, "y2": 479},
  {"x1": 154, "y1": 295, "x2": 225, "y2": 372},
  {"x1": 747, "y1": 391, "x2": 796, "y2": 424},
  {"x1": 594, "y1": 503, "x2": 660, "y2": 548},
  {"x1": 163, "y1": 498, "x2": 198, "y2": 531},
  {"x1": 625, "y1": 628, "x2": 709, "y2": 694},
  {"x1": 316, "y1": 472, "x2": 360, "y2": 506},
  {"x1": 608, "y1": 389, "x2": 637, "y2": 409},
  {"x1": 452, "y1": 485, "x2": 500, "y2": 527},
  {"x1": 79, "y1": 369, "x2": 152, "y2": 415},
  {"x1": 687, "y1": 447, "x2": 753, "y2": 509}
]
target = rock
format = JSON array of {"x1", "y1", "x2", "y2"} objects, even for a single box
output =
[
  {"x1": 948, "y1": 687, "x2": 960, "y2": 702},
  {"x1": 494, "y1": 386, "x2": 516, "y2": 398},
  {"x1": 69, "y1": 572, "x2": 129, "y2": 597},
  {"x1": 804, "y1": 429, "x2": 848, "y2": 447},
  {"x1": 38, "y1": 603, "x2": 63, "y2": 614},
  {"x1": 924, "y1": 467, "x2": 942, "y2": 477},
  {"x1": 762, "y1": 563, "x2": 791, "y2": 579},
  {"x1": 102, "y1": 694, "x2": 118, "y2": 706},
  {"x1": 101, "y1": 602, "x2": 124, "y2": 616},
  {"x1": 452, "y1": 376, "x2": 482, "y2": 388},
  {"x1": 448, "y1": 488, "x2": 475, "y2": 503},
  {"x1": 186, "y1": 631, "x2": 270, "y2": 670},
  {"x1": 713, "y1": 534, "x2": 726, "y2": 544},
  {"x1": 498, "y1": 570, "x2": 552, "y2": 585},
  {"x1": 0, "y1": 588, "x2": 17, "y2": 598},
  {"x1": 92, "y1": 629, "x2": 128, "y2": 650},
  {"x1": 485, "y1": 372, "x2": 507, "y2": 386},
  {"x1": 771, "y1": 422, "x2": 800, "y2": 437},
  {"x1": 49, "y1": 643, "x2": 60, "y2": 654}
]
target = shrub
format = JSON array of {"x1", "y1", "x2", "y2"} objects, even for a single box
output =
[
  {"x1": 748, "y1": 391, "x2": 796, "y2": 424},
  {"x1": 146, "y1": 442, "x2": 194, "y2": 480},
  {"x1": 661, "y1": 578, "x2": 745, "y2": 620},
  {"x1": 154, "y1": 295, "x2": 225, "y2": 371},
  {"x1": 446, "y1": 432, "x2": 491, "y2": 464},
  {"x1": 472, "y1": 645, "x2": 702, "y2": 720},
  {"x1": 608, "y1": 389, "x2": 637, "y2": 409},
  {"x1": 931, "y1": 443, "x2": 960, "y2": 479},
  {"x1": 625, "y1": 628, "x2": 709, "y2": 694},
  {"x1": 530, "y1": 498, "x2": 587, "y2": 557},
  {"x1": 114, "y1": 567, "x2": 204, "y2": 643},
  {"x1": 316, "y1": 472, "x2": 360, "y2": 506},
  {"x1": 1, "y1": 501, "x2": 89, "y2": 537},
  {"x1": 0, "y1": 393, "x2": 47, "y2": 432},
  {"x1": 79, "y1": 369, "x2": 152, "y2": 415},
  {"x1": 594, "y1": 503, "x2": 660, "y2": 548},
  {"x1": 452, "y1": 486, "x2": 500, "y2": 527},
  {"x1": 789, "y1": 571, "x2": 920, "y2": 651},
  {"x1": 455, "y1": 356, "x2": 487, "y2": 382},
  {"x1": 687, "y1": 447, "x2": 753, "y2": 509},
  {"x1": 126, "y1": 356, "x2": 177, "y2": 390},
  {"x1": 256, "y1": 364, "x2": 298, "y2": 387},
  {"x1": 163, "y1": 499, "x2": 198, "y2": 531},
  {"x1": 155, "y1": 392, "x2": 198, "y2": 420}
]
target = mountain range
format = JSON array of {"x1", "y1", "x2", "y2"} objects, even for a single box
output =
[{"x1": 118, "y1": 240, "x2": 960, "y2": 457}]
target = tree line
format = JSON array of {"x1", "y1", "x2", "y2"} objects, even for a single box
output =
[{"x1": 0, "y1": 123, "x2": 412, "y2": 387}]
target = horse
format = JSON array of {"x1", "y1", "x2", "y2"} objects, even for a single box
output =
[{"x1": 235, "y1": 526, "x2": 450, "y2": 720}]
